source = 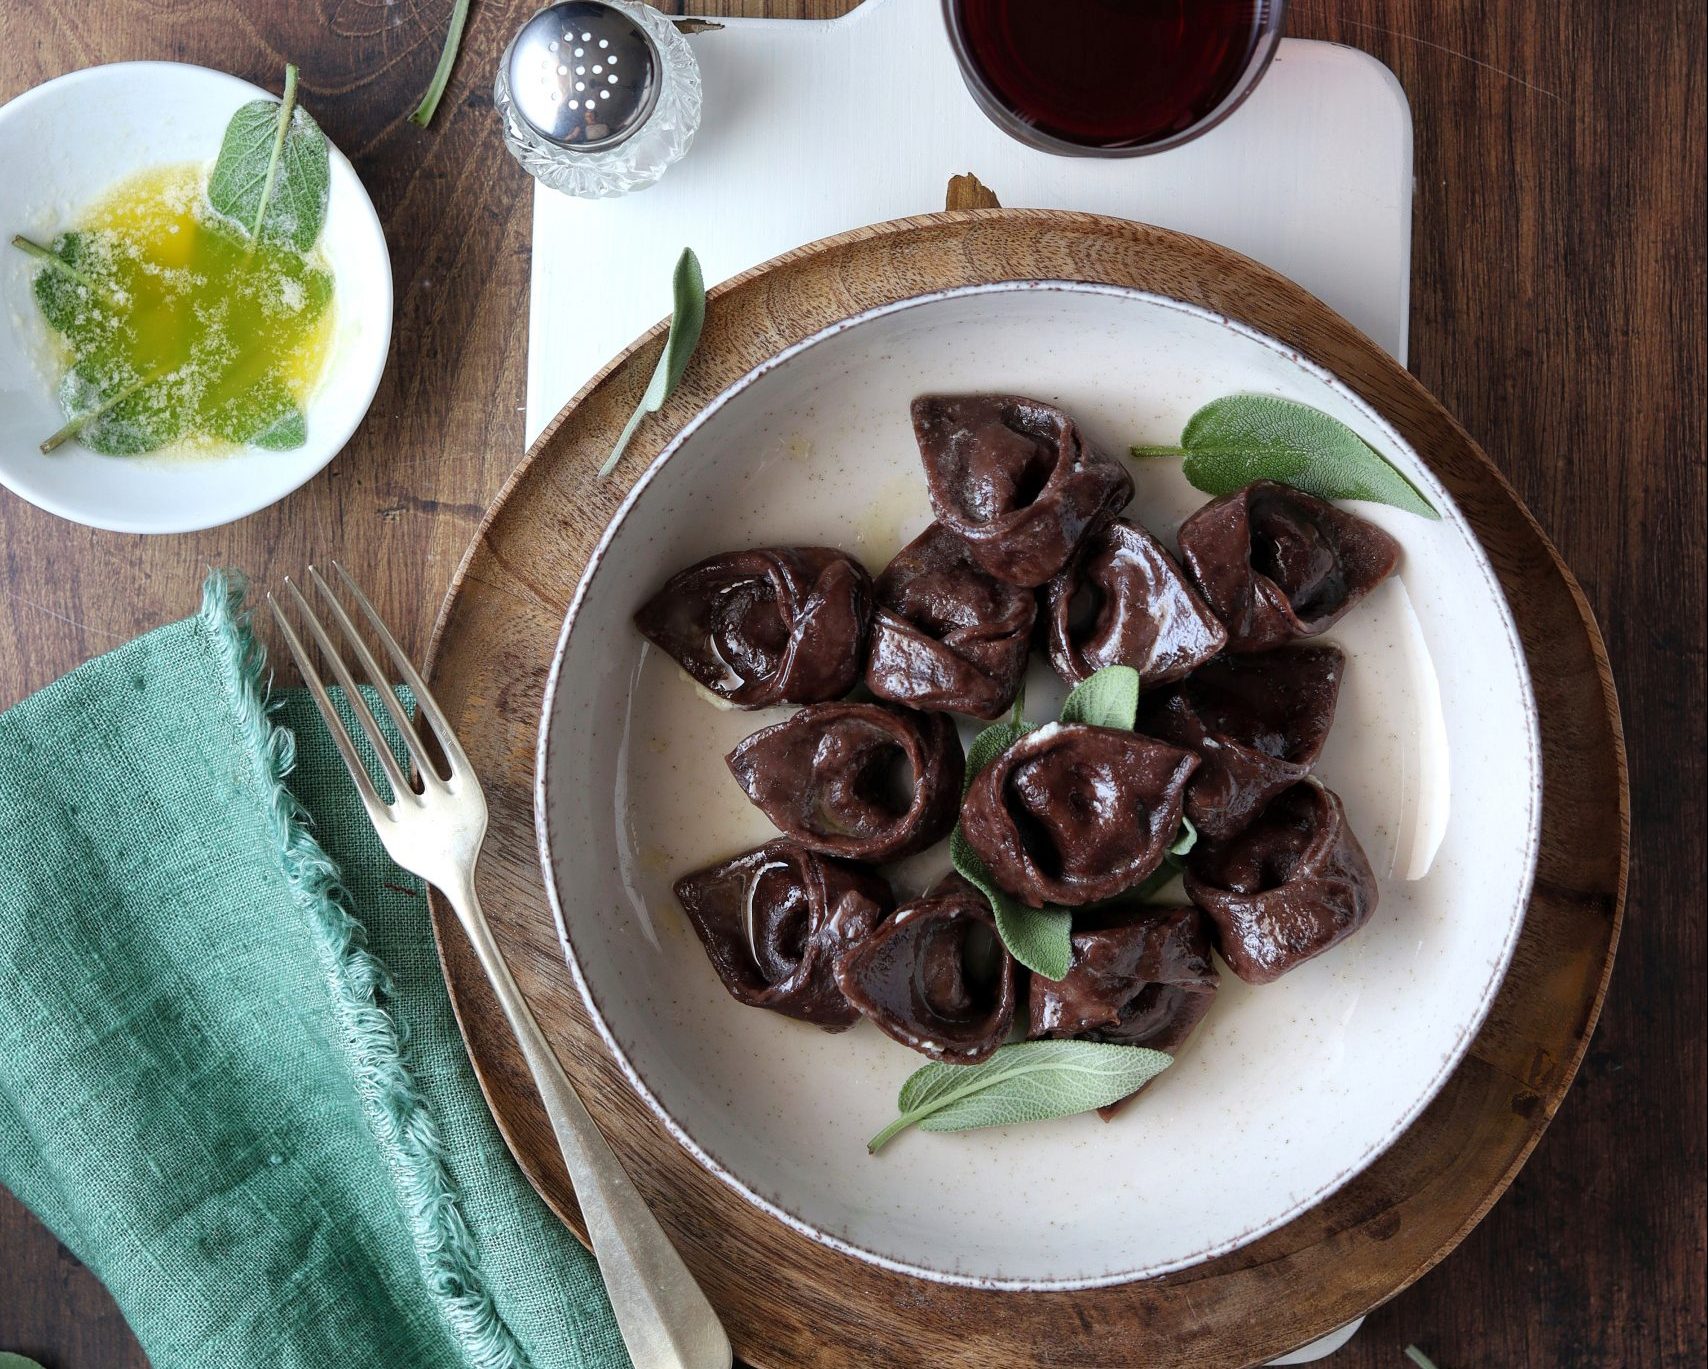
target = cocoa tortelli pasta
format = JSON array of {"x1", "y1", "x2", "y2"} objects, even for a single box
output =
[
  {"x1": 1045, "y1": 516, "x2": 1226, "y2": 686},
  {"x1": 1176, "y1": 480, "x2": 1401, "y2": 652},
  {"x1": 634, "y1": 546, "x2": 872, "y2": 706},
  {"x1": 911, "y1": 394, "x2": 1133, "y2": 587},
  {"x1": 1028, "y1": 905, "x2": 1220, "y2": 1117},
  {"x1": 726, "y1": 702, "x2": 964, "y2": 861},
  {"x1": 834, "y1": 874, "x2": 1018, "y2": 1063},
  {"x1": 1139, "y1": 644, "x2": 1345, "y2": 840},
  {"x1": 673, "y1": 840, "x2": 893, "y2": 1028},
  {"x1": 959, "y1": 724, "x2": 1199, "y2": 907},
  {"x1": 865, "y1": 520, "x2": 1036, "y2": 720},
  {"x1": 1183, "y1": 780, "x2": 1379, "y2": 984},
  {"x1": 646, "y1": 392, "x2": 1406, "y2": 1115}
]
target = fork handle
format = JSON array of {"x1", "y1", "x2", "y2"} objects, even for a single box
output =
[{"x1": 445, "y1": 875, "x2": 732, "y2": 1369}]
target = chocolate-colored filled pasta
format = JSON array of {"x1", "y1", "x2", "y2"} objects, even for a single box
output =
[
  {"x1": 1140, "y1": 645, "x2": 1345, "y2": 840},
  {"x1": 674, "y1": 841, "x2": 892, "y2": 1028},
  {"x1": 726, "y1": 702, "x2": 964, "y2": 861},
  {"x1": 1176, "y1": 481, "x2": 1401, "y2": 652},
  {"x1": 912, "y1": 394, "x2": 1133, "y2": 587},
  {"x1": 634, "y1": 547, "x2": 872, "y2": 707},
  {"x1": 960, "y1": 724, "x2": 1198, "y2": 907},
  {"x1": 1029, "y1": 905, "x2": 1219, "y2": 1118},
  {"x1": 1184, "y1": 780, "x2": 1378, "y2": 984},
  {"x1": 1045, "y1": 517, "x2": 1227, "y2": 686},
  {"x1": 834, "y1": 873, "x2": 1018, "y2": 1062},
  {"x1": 865, "y1": 521, "x2": 1036, "y2": 719}
]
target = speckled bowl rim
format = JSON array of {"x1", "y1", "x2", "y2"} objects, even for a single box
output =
[{"x1": 535, "y1": 279, "x2": 1543, "y2": 1291}]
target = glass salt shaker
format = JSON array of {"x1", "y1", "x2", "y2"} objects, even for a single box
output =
[{"x1": 494, "y1": 0, "x2": 701, "y2": 198}]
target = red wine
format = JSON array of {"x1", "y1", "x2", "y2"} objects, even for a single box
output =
[{"x1": 954, "y1": 0, "x2": 1267, "y2": 150}]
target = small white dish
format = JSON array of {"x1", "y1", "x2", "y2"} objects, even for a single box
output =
[
  {"x1": 537, "y1": 281, "x2": 1542, "y2": 1289},
  {"x1": 0, "y1": 61, "x2": 392, "y2": 534}
]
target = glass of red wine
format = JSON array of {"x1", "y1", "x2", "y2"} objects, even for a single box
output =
[{"x1": 944, "y1": 0, "x2": 1288, "y2": 157}]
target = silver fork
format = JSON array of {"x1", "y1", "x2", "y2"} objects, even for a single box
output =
[{"x1": 270, "y1": 563, "x2": 731, "y2": 1369}]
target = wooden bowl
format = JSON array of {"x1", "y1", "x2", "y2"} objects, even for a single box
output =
[{"x1": 425, "y1": 210, "x2": 1626, "y2": 1366}]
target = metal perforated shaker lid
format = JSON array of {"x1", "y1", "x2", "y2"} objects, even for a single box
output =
[{"x1": 505, "y1": 1, "x2": 661, "y2": 152}]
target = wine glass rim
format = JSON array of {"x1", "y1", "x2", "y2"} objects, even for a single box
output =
[{"x1": 940, "y1": 0, "x2": 1290, "y2": 159}]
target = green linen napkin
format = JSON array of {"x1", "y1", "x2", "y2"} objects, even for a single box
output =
[{"x1": 0, "y1": 574, "x2": 626, "y2": 1369}]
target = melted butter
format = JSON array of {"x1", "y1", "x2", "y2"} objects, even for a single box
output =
[
  {"x1": 47, "y1": 163, "x2": 334, "y2": 458},
  {"x1": 849, "y1": 468, "x2": 928, "y2": 566}
]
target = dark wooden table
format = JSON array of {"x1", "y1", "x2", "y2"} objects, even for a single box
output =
[{"x1": 1, "y1": 3, "x2": 1701, "y2": 1366}]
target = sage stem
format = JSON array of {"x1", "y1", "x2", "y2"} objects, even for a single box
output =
[
  {"x1": 40, "y1": 373, "x2": 158, "y2": 454},
  {"x1": 246, "y1": 64, "x2": 300, "y2": 249},
  {"x1": 11, "y1": 235, "x2": 118, "y2": 307},
  {"x1": 411, "y1": 0, "x2": 472, "y2": 128}
]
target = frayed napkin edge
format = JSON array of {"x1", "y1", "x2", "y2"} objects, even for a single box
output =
[{"x1": 198, "y1": 569, "x2": 539, "y2": 1369}]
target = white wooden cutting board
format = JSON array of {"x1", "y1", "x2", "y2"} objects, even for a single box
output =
[{"x1": 525, "y1": 0, "x2": 1413, "y2": 446}]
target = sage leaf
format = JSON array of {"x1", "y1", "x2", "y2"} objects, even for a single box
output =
[
  {"x1": 951, "y1": 713, "x2": 1070, "y2": 978},
  {"x1": 30, "y1": 247, "x2": 93, "y2": 336},
  {"x1": 1059, "y1": 664, "x2": 1140, "y2": 730},
  {"x1": 302, "y1": 263, "x2": 335, "y2": 320},
  {"x1": 1126, "y1": 821, "x2": 1196, "y2": 902},
  {"x1": 600, "y1": 247, "x2": 707, "y2": 477},
  {"x1": 948, "y1": 826, "x2": 1071, "y2": 980},
  {"x1": 962, "y1": 716, "x2": 1031, "y2": 795},
  {"x1": 1404, "y1": 1349, "x2": 1442, "y2": 1369},
  {"x1": 75, "y1": 386, "x2": 186, "y2": 457},
  {"x1": 1132, "y1": 393, "x2": 1438, "y2": 519},
  {"x1": 207, "y1": 378, "x2": 307, "y2": 450},
  {"x1": 15, "y1": 232, "x2": 121, "y2": 335},
  {"x1": 0, "y1": 1354, "x2": 49, "y2": 1369},
  {"x1": 868, "y1": 1040, "x2": 1173, "y2": 1152},
  {"x1": 253, "y1": 404, "x2": 308, "y2": 450},
  {"x1": 207, "y1": 64, "x2": 330, "y2": 253},
  {"x1": 410, "y1": 0, "x2": 473, "y2": 128},
  {"x1": 46, "y1": 360, "x2": 182, "y2": 456}
]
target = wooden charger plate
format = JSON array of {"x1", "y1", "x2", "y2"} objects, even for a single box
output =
[{"x1": 424, "y1": 210, "x2": 1627, "y2": 1367}]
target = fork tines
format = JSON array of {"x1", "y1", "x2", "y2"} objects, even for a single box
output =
[{"x1": 267, "y1": 563, "x2": 468, "y2": 818}]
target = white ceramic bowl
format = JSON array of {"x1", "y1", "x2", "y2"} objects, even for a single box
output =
[
  {"x1": 537, "y1": 282, "x2": 1541, "y2": 1289},
  {"x1": 0, "y1": 62, "x2": 391, "y2": 533}
]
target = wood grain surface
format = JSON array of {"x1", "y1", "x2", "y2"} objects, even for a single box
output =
[{"x1": 0, "y1": 3, "x2": 1699, "y2": 1367}]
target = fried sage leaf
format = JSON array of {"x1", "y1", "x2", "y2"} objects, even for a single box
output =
[
  {"x1": 867, "y1": 1039, "x2": 1173, "y2": 1152},
  {"x1": 1132, "y1": 393, "x2": 1438, "y2": 519},
  {"x1": 948, "y1": 825, "x2": 1072, "y2": 981},
  {"x1": 1058, "y1": 663, "x2": 1139, "y2": 730},
  {"x1": 49, "y1": 359, "x2": 182, "y2": 456},
  {"x1": 601, "y1": 247, "x2": 707, "y2": 475}
]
